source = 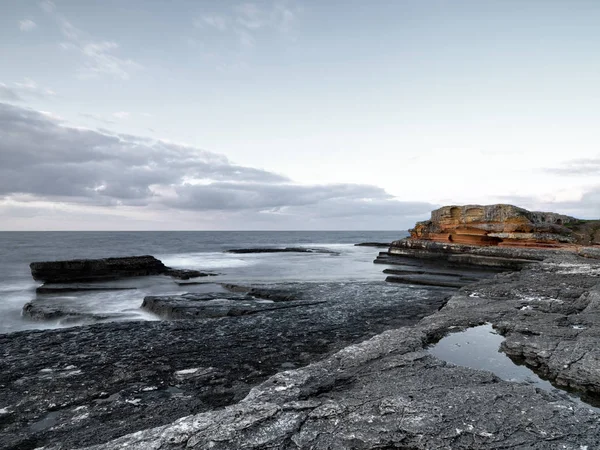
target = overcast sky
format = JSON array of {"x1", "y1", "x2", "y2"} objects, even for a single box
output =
[{"x1": 1, "y1": 0, "x2": 599, "y2": 230}]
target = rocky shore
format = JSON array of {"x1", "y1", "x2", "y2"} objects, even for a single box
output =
[
  {"x1": 2, "y1": 204, "x2": 600, "y2": 449},
  {"x1": 77, "y1": 255, "x2": 600, "y2": 450}
]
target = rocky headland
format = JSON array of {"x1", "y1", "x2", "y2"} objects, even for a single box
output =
[{"x1": 2, "y1": 204, "x2": 600, "y2": 449}]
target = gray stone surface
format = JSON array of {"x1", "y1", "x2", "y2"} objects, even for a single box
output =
[
  {"x1": 81, "y1": 254, "x2": 600, "y2": 450},
  {"x1": 0, "y1": 281, "x2": 449, "y2": 450}
]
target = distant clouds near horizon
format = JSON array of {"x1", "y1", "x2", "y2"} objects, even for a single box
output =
[
  {"x1": 0, "y1": 102, "x2": 437, "y2": 230},
  {"x1": 1, "y1": 1, "x2": 599, "y2": 229}
]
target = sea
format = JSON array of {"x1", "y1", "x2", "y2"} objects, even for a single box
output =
[{"x1": 0, "y1": 230, "x2": 405, "y2": 334}]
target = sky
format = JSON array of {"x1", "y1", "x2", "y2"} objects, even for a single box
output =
[{"x1": 1, "y1": 0, "x2": 599, "y2": 230}]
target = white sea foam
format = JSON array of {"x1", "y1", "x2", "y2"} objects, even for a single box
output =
[{"x1": 158, "y1": 252, "x2": 253, "y2": 270}]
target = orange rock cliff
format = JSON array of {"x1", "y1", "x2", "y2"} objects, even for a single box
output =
[{"x1": 409, "y1": 204, "x2": 600, "y2": 248}]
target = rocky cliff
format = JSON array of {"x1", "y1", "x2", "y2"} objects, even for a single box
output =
[{"x1": 409, "y1": 204, "x2": 600, "y2": 247}]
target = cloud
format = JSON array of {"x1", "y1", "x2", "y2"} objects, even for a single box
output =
[
  {"x1": 194, "y1": 15, "x2": 228, "y2": 31},
  {"x1": 112, "y1": 111, "x2": 130, "y2": 119},
  {"x1": 0, "y1": 102, "x2": 435, "y2": 229},
  {"x1": 42, "y1": 3, "x2": 140, "y2": 80},
  {"x1": 234, "y1": 2, "x2": 296, "y2": 32},
  {"x1": 0, "y1": 84, "x2": 24, "y2": 102},
  {"x1": 194, "y1": 1, "x2": 299, "y2": 49},
  {"x1": 544, "y1": 157, "x2": 600, "y2": 176},
  {"x1": 0, "y1": 79, "x2": 56, "y2": 102},
  {"x1": 79, "y1": 113, "x2": 116, "y2": 125},
  {"x1": 19, "y1": 19, "x2": 37, "y2": 31}
]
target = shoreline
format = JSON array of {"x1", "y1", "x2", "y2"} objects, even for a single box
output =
[
  {"x1": 2, "y1": 233, "x2": 600, "y2": 448},
  {"x1": 83, "y1": 250, "x2": 600, "y2": 449}
]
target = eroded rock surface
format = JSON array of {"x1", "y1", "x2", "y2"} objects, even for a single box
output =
[
  {"x1": 81, "y1": 254, "x2": 600, "y2": 450},
  {"x1": 0, "y1": 281, "x2": 449, "y2": 450},
  {"x1": 410, "y1": 204, "x2": 600, "y2": 247}
]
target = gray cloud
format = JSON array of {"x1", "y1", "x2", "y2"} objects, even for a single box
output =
[
  {"x1": 0, "y1": 102, "x2": 436, "y2": 228},
  {"x1": 0, "y1": 84, "x2": 24, "y2": 102},
  {"x1": 544, "y1": 157, "x2": 600, "y2": 176},
  {"x1": 0, "y1": 79, "x2": 56, "y2": 102}
]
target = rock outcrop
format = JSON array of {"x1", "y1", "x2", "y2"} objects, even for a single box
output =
[
  {"x1": 410, "y1": 204, "x2": 599, "y2": 248},
  {"x1": 74, "y1": 254, "x2": 600, "y2": 450},
  {"x1": 0, "y1": 280, "x2": 451, "y2": 450},
  {"x1": 30, "y1": 255, "x2": 213, "y2": 283}
]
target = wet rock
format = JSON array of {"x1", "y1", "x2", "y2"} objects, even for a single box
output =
[
  {"x1": 0, "y1": 281, "x2": 449, "y2": 449},
  {"x1": 30, "y1": 255, "x2": 167, "y2": 283},
  {"x1": 163, "y1": 269, "x2": 217, "y2": 280},
  {"x1": 141, "y1": 293, "x2": 324, "y2": 319},
  {"x1": 22, "y1": 302, "x2": 138, "y2": 325},
  {"x1": 353, "y1": 242, "x2": 390, "y2": 248},
  {"x1": 385, "y1": 274, "x2": 466, "y2": 288},
  {"x1": 225, "y1": 247, "x2": 338, "y2": 255},
  {"x1": 80, "y1": 254, "x2": 600, "y2": 450},
  {"x1": 221, "y1": 284, "x2": 298, "y2": 302},
  {"x1": 30, "y1": 255, "x2": 216, "y2": 283}
]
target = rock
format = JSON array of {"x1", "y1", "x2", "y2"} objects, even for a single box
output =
[
  {"x1": 22, "y1": 302, "x2": 138, "y2": 325},
  {"x1": 385, "y1": 274, "x2": 470, "y2": 288},
  {"x1": 225, "y1": 247, "x2": 338, "y2": 255},
  {"x1": 383, "y1": 239, "x2": 555, "y2": 271},
  {"x1": 82, "y1": 254, "x2": 600, "y2": 450},
  {"x1": 409, "y1": 204, "x2": 599, "y2": 247},
  {"x1": 30, "y1": 255, "x2": 167, "y2": 283},
  {"x1": 353, "y1": 242, "x2": 391, "y2": 248},
  {"x1": 163, "y1": 269, "x2": 217, "y2": 280},
  {"x1": 0, "y1": 281, "x2": 450, "y2": 449},
  {"x1": 29, "y1": 255, "x2": 215, "y2": 283},
  {"x1": 221, "y1": 284, "x2": 298, "y2": 302},
  {"x1": 141, "y1": 293, "x2": 324, "y2": 320}
]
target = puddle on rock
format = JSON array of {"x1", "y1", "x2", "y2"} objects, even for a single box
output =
[{"x1": 428, "y1": 324, "x2": 600, "y2": 412}]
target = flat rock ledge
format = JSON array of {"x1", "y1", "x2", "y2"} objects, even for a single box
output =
[
  {"x1": 30, "y1": 255, "x2": 215, "y2": 283},
  {"x1": 77, "y1": 253, "x2": 600, "y2": 450}
]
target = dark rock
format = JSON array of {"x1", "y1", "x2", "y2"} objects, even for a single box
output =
[
  {"x1": 84, "y1": 254, "x2": 600, "y2": 450},
  {"x1": 22, "y1": 302, "x2": 136, "y2": 324},
  {"x1": 353, "y1": 242, "x2": 390, "y2": 248},
  {"x1": 0, "y1": 281, "x2": 450, "y2": 449},
  {"x1": 141, "y1": 293, "x2": 323, "y2": 319},
  {"x1": 221, "y1": 284, "x2": 298, "y2": 302},
  {"x1": 30, "y1": 255, "x2": 216, "y2": 283},
  {"x1": 385, "y1": 239, "x2": 547, "y2": 270},
  {"x1": 30, "y1": 255, "x2": 167, "y2": 283},
  {"x1": 225, "y1": 247, "x2": 338, "y2": 255},
  {"x1": 385, "y1": 274, "x2": 466, "y2": 288},
  {"x1": 163, "y1": 269, "x2": 217, "y2": 280}
]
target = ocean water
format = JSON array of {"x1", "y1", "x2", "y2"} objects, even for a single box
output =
[{"x1": 0, "y1": 231, "x2": 405, "y2": 334}]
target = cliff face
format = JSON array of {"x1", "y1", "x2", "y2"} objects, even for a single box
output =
[{"x1": 409, "y1": 204, "x2": 597, "y2": 247}]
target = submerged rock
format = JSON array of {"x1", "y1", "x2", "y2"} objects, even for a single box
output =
[
  {"x1": 22, "y1": 302, "x2": 137, "y2": 325},
  {"x1": 29, "y1": 255, "x2": 215, "y2": 283}
]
